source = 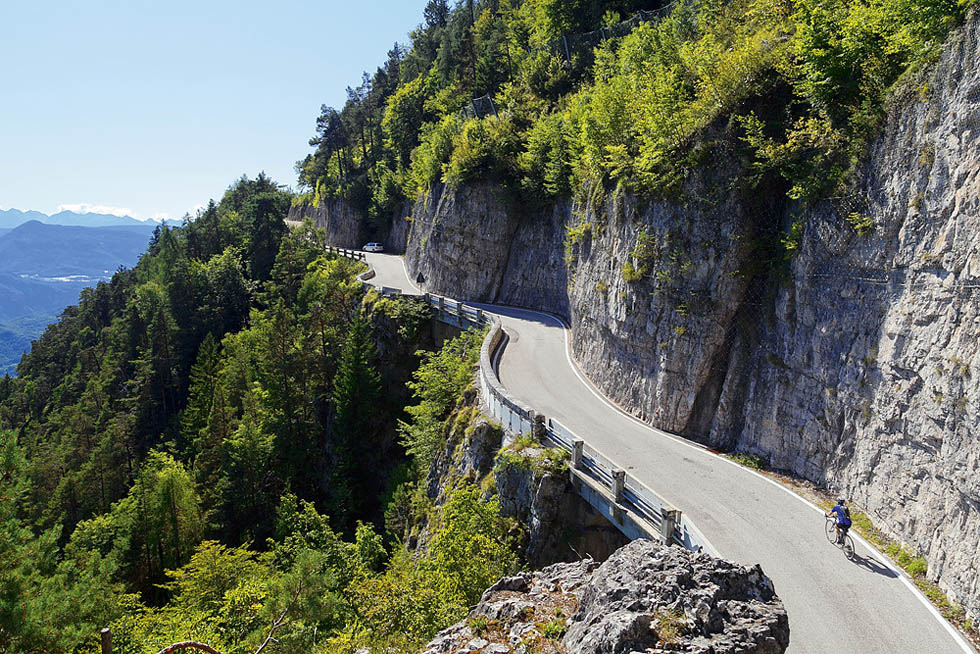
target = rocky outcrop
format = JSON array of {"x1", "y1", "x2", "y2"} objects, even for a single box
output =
[
  {"x1": 494, "y1": 445, "x2": 628, "y2": 565},
  {"x1": 405, "y1": 183, "x2": 520, "y2": 302},
  {"x1": 422, "y1": 539, "x2": 789, "y2": 654}
]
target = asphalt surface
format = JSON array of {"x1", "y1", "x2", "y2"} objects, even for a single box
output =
[{"x1": 363, "y1": 252, "x2": 974, "y2": 654}]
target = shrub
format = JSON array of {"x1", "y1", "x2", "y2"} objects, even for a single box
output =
[
  {"x1": 730, "y1": 452, "x2": 766, "y2": 470},
  {"x1": 410, "y1": 114, "x2": 463, "y2": 193},
  {"x1": 519, "y1": 111, "x2": 572, "y2": 197},
  {"x1": 445, "y1": 116, "x2": 523, "y2": 186},
  {"x1": 540, "y1": 618, "x2": 566, "y2": 639}
]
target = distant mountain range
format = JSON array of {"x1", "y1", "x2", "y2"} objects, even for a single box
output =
[
  {"x1": 0, "y1": 220, "x2": 157, "y2": 280},
  {"x1": 0, "y1": 207, "x2": 156, "y2": 228},
  {"x1": 0, "y1": 213, "x2": 159, "y2": 374}
]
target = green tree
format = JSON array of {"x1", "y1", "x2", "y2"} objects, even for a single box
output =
[
  {"x1": 331, "y1": 315, "x2": 382, "y2": 529},
  {"x1": 399, "y1": 330, "x2": 482, "y2": 472},
  {"x1": 243, "y1": 191, "x2": 290, "y2": 282},
  {"x1": 223, "y1": 384, "x2": 276, "y2": 538},
  {"x1": 139, "y1": 451, "x2": 205, "y2": 572},
  {"x1": 182, "y1": 333, "x2": 220, "y2": 449}
]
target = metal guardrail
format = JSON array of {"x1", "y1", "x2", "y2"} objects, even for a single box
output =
[
  {"x1": 326, "y1": 245, "x2": 366, "y2": 261},
  {"x1": 334, "y1": 247, "x2": 713, "y2": 555}
]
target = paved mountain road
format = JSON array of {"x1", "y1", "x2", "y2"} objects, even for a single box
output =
[{"x1": 361, "y1": 252, "x2": 973, "y2": 654}]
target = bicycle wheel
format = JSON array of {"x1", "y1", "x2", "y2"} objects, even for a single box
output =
[
  {"x1": 843, "y1": 535, "x2": 855, "y2": 560},
  {"x1": 825, "y1": 519, "x2": 838, "y2": 544}
]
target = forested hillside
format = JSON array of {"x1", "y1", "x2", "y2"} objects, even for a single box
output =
[
  {"x1": 296, "y1": 0, "x2": 974, "y2": 236},
  {"x1": 0, "y1": 175, "x2": 519, "y2": 653}
]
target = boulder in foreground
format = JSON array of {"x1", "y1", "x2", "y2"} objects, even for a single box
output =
[{"x1": 423, "y1": 539, "x2": 789, "y2": 654}]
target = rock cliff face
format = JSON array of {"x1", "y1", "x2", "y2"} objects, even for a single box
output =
[
  {"x1": 287, "y1": 198, "x2": 365, "y2": 249},
  {"x1": 405, "y1": 183, "x2": 520, "y2": 301},
  {"x1": 720, "y1": 13, "x2": 980, "y2": 614},
  {"x1": 287, "y1": 199, "x2": 413, "y2": 253},
  {"x1": 422, "y1": 539, "x2": 789, "y2": 654},
  {"x1": 405, "y1": 184, "x2": 573, "y2": 316},
  {"x1": 327, "y1": 12, "x2": 980, "y2": 620}
]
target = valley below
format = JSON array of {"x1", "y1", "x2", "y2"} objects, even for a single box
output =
[{"x1": 0, "y1": 215, "x2": 157, "y2": 374}]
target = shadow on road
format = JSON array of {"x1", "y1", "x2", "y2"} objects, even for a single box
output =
[
  {"x1": 850, "y1": 552, "x2": 899, "y2": 578},
  {"x1": 471, "y1": 302, "x2": 566, "y2": 329}
]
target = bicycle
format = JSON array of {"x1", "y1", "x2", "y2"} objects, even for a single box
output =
[{"x1": 825, "y1": 515, "x2": 855, "y2": 559}]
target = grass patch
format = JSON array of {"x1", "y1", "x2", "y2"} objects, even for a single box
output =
[
  {"x1": 846, "y1": 212, "x2": 875, "y2": 237},
  {"x1": 539, "y1": 618, "x2": 566, "y2": 640},
  {"x1": 728, "y1": 453, "x2": 765, "y2": 470},
  {"x1": 654, "y1": 608, "x2": 686, "y2": 645},
  {"x1": 497, "y1": 444, "x2": 570, "y2": 478},
  {"x1": 468, "y1": 615, "x2": 490, "y2": 636}
]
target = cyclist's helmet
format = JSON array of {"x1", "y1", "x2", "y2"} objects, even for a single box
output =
[{"x1": 837, "y1": 498, "x2": 846, "y2": 505}]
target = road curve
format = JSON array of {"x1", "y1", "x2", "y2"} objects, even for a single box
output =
[{"x1": 362, "y1": 252, "x2": 973, "y2": 654}]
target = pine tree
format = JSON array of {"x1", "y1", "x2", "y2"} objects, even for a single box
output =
[
  {"x1": 330, "y1": 315, "x2": 381, "y2": 530},
  {"x1": 182, "y1": 334, "x2": 220, "y2": 450}
]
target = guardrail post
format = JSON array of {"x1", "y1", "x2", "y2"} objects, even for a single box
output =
[
  {"x1": 661, "y1": 508, "x2": 680, "y2": 546},
  {"x1": 571, "y1": 440, "x2": 584, "y2": 472},
  {"x1": 100, "y1": 627, "x2": 112, "y2": 654},
  {"x1": 612, "y1": 469, "x2": 625, "y2": 504},
  {"x1": 457, "y1": 303, "x2": 464, "y2": 327},
  {"x1": 533, "y1": 414, "x2": 546, "y2": 441},
  {"x1": 612, "y1": 469, "x2": 626, "y2": 525},
  {"x1": 476, "y1": 308, "x2": 484, "y2": 323}
]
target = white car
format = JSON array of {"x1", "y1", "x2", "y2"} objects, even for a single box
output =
[{"x1": 363, "y1": 242, "x2": 384, "y2": 252}]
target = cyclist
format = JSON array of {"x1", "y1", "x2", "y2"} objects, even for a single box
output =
[{"x1": 826, "y1": 498, "x2": 852, "y2": 544}]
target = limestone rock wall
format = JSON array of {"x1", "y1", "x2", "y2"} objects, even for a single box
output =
[
  {"x1": 404, "y1": 183, "x2": 519, "y2": 302},
  {"x1": 563, "y1": 172, "x2": 762, "y2": 436},
  {"x1": 498, "y1": 199, "x2": 573, "y2": 318},
  {"x1": 287, "y1": 198, "x2": 413, "y2": 253},
  {"x1": 286, "y1": 198, "x2": 364, "y2": 248},
  {"x1": 403, "y1": 184, "x2": 573, "y2": 317},
  {"x1": 385, "y1": 201, "x2": 412, "y2": 253}
]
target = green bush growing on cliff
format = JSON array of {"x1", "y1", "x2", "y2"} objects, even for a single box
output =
[{"x1": 399, "y1": 329, "x2": 484, "y2": 473}]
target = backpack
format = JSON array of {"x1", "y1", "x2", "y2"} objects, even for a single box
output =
[{"x1": 842, "y1": 506, "x2": 852, "y2": 528}]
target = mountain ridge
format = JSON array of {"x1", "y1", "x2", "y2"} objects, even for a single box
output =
[
  {"x1": 0, "y1": 220, "x2": 157, "y2": 277},
  {"x1": 0, "y1": 207, "x2": 161, "y2": 229}
]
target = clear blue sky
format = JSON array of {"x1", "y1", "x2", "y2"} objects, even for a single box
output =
[{"x1": 0, "y1": 1, "x2": 429, "y2": 221}]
